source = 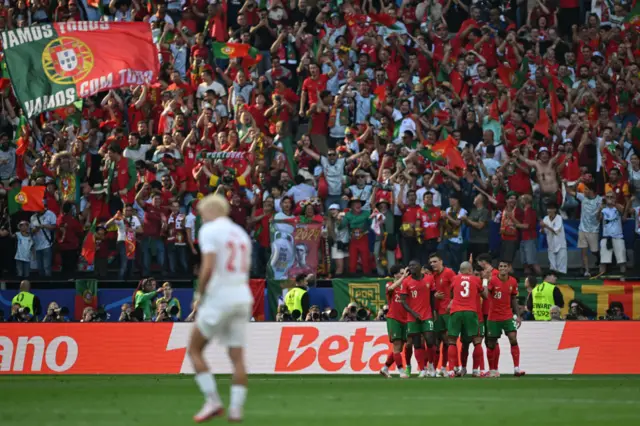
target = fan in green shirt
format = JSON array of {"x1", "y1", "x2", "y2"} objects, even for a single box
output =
[{"x1": 134, "y1": 277, "x2": 164, "y2": 321}]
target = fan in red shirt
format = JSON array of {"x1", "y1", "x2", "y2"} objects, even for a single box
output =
[
  {"x1": 445, "y1": 262, "x2": 488, "y2": 378},
  {"x1": 379, "y1": 265, "x2": 411, "y2": 379},
  {"x1": 486, "y1": 260, "x2": 525, "y2": 377},
  {"x1": 398, "y1": 260, "x2": 437, "y2": 378},
  {"x1": 429, "y1": 252, "x2": 456, "y2": 376},
  {"x1": 57, "y1": 202, "x2": 84, "y2": 277}
]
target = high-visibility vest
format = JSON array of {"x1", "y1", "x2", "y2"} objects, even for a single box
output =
[
  {"x1": 284, "y1": 287, "x2": 306, "y2": 321},
  {"x1": 532, "y1": 282, "x2": 555, "y2": 321},
  {"x1": 12, "y1": 291, "x2": 34, "y2": 314}
]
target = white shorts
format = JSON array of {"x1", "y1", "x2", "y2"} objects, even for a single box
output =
[
  {"x1": 196, "y1": 303, "x2": 252, "y2": 348},
  {"x1": 599, "y1": 238, "x2": 627, "y2": 265}
]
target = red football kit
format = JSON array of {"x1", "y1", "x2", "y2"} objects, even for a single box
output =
[
  {"x1": 450, "y1": 274, "x2": 483, "y2": 314},
  {"x1": 399, "y1": 274, "x2": 435, "y2": 321},
  {"x1": 488, "y1": 275, "x2": 519, "y2": 321},
  {"x1": 433, "y1": 267, "x2": 456, "y2": 315},
  {"x1": 386, "y1": 281, "x2": 408, "y2": 324}
]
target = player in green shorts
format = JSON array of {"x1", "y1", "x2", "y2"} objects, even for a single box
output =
[
  {"x1": 445, "y1": 262, "x2": 488, "y2": 377},
  {"x1": 380, "y1": 265, "x2": 411, "y2": 379},
  {"x1": 485, "y1": 260, "x2": 525, "y2": 377},
  {"x1": 400, "y1": 260, "x2": 437, "y2": 378}
]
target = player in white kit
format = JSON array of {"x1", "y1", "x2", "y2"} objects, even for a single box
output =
[{"x1": 188, "y1": 194, "x2": 254, "y2": 423}]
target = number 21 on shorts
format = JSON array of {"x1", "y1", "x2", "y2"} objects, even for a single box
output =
[{"x1": 226, "y1": 241, "x2": 249, "y2": 273}]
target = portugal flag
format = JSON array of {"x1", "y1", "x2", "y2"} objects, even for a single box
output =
[
  {"x1": 212, "y1": 42, "x2": 253, "y2": 59},
  {"x1": 8, "y1": 186, "x2": 45, "y2": 214},
  {"x1": 1, "y1": 22, "x2": 160, "y2": 118},
  {"x1": 74, "y1": 279, "x2": 98, "y2": 320}
]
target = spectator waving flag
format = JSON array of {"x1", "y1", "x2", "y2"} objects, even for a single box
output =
[
  {"x1": 80, "y1": 219, "x2": 97, "y2": 270},
  {"x1": 431, "y1": 135, "x2": 465, "y2": 170},
  {"x1": 1, "y1": 22, "x2": 159, "y2": 118},
  {"x1": 8, "y1": 186, "x2": 45, "y2": 214}
]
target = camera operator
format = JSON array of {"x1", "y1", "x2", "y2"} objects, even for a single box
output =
[
  {"x1": 565, "y1": 299, "x2": 595, "y2": 320},
  {"x1": 42, "y1": 302, "x2": 69, "y2": 322},
  {"x1": 8, "y1": 303, "x2": 33, "y2": 322},
  {"x1": 276, "y1": 304, "x2": 293, "y2": 322},
  {"x1": 305, "y1": 305, "x2": 322, "y2": 322},
  {"x1": 376, "y1": 304, "x2": 389, "y2": 321},
  {"x1": 81, "y1": 306, "x2": 108, "y2": 322},
  {"x1": 341, "y1": 302, "x2": 371, "y2": 321},
  {"x1": 156, "y1": 282, "x2": 182, "y2": 320},
  {"x1": 11, "y1": 280, "x2": 41, "y2": 321},
  {"x1": 154, "y1": 300, "x2": 180, "y2": 322},
  {"x1": 119, "y1": 303, "x2": 142, "y2": 322},
  {"x1": 604, "y1": 302, "x2": 630, "y2": 320}
]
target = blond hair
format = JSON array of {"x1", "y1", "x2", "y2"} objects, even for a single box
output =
[{"x1": 197, "y1": 193, "x2": 230, "y2": 217}]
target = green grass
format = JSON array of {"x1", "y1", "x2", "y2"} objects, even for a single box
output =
[{"x1": 1, "y1": 375, "x2": 639, "y2": 426}]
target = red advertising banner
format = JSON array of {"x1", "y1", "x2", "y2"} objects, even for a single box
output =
[{"x1": 2, "y1": 323, "x2": 639, "y2": 375}]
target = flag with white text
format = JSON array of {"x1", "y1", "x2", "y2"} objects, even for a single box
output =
[{"x1": 2, "y1": 22, "x2": 159, "y2": 118}]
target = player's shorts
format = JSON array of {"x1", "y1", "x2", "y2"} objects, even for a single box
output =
[
  {"x1": 386, "y1": 318, "x2": 407, "y2": 342},
  {"x1": 434, "y1": 314, "x2": 449, "y2": 333},
  {"x1": 448, "y1": 311, "x2": 479, "y2": 338},
  {"x1": 478, "y1": 320, "x2": 486, "y2": 337},
  {"x1": 407, "y1": 318, "x2": 434, "y2": 335},
  {"x1": 486, "y1": 319, "x2": 518, "y2": 338},
  {"x1": 195, "y1": 303, "x2": 252, "y2": 347}
]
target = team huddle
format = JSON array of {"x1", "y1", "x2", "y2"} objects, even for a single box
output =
[{"x1": 380, "y1": 254, "x2": 525, "y2": 378}]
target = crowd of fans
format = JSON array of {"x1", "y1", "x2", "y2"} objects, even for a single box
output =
[{"x1": 0, "y1": 0, "x2": 639, "y2": 283}]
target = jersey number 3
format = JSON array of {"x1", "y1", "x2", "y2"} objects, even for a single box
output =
[
  {"x1": 460, "y1": 280, "x2": 470, "y2": 297},
  {"x1": 226, "y1": 241, "x2": 248, "y2": 273}
]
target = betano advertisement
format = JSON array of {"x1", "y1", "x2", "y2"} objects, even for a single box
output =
[{"x1": 1, "y1": 322, "x2": 639, "y2": 375}]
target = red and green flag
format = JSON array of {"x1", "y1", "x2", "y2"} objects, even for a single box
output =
[
  {"x1": 212, "y1": 42, "x2": 253, "y2": 59},
  {"x1": 74, "y1": 279, "x2": 98, "y2": 320},
  {"x1": 8, "y1": 186, "x2": 45, "y2": 214},
  {"x1": 512, "y1": 58, "x2": 530, "y2": 89},
  {"x1": 533, "y1": 104, "x2": 551, "y2": 139},
  {"x1": 549, "y1": 81, "x2": 563, "y2": 122},
  {"x1": 624, "y1": 3, "x2": 640, "y2": 30},
  {"x1": 80, "y1": 219, "x2": 97, "y2": 269},
  {"x1": 1, "y1": 22, "x2": 159, "y2": 118},
  {"x1": 431, "y1": 135, "x2": 465, "y2": 170}
]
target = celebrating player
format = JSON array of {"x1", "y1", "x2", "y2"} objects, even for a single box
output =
[
  {"x1": 187, "y1": 194, "x2": 254, "y2": 422},
  {"x1": 380, "y1": 264, "x2": 411, "y2": 379},
  {"x1": 399, "y1": 260, "x2": 437, "y2": 378},
  {"x1": 429, "y1": 253, "x2": 456, "y2": 377},
  {"x1": 446, "y1": 261, "x2": 488, "y2": 378},
  {"x1": 486, "y1": 260, "x2": 525, "y2": 377}
]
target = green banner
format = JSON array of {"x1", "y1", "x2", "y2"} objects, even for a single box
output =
[{"x1": 333, "y1": 278, "x2": 390, "y2": 317}]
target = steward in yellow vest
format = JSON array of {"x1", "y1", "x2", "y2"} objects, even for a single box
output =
[
  {"x1": 526, "y1": 273, "x2": 564, "y2": 321},
  {"x1": 11, "y1": 280, "x2": 41, "y2": 320},
  {"x1": 284, "y1": 274, "x2": 311, "y2": 321}
]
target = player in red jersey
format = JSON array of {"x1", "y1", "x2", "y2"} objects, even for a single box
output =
[
  {"x1": 380, "y1": 264, "x2": 411, "y2": 379},
  {"x1": 486, "y1": 260, "x2": 525, "y2": 377},
  {"x1": 446, "y1": 261, "x2": 488, "y2": 378},
  {"x1": 429, "y1": 253, "x2": 457, "y2": 377},
  {"x1": 399, "y1": 260, "x2": 437, "y2": 378}
]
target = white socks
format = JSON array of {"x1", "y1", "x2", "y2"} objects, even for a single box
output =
[
  {"x1": 195, "y1": 372, "x2": 221, "y2": 404},
  {"x1": 230, "y1": 385, "x2": 248, "y2": 411}
]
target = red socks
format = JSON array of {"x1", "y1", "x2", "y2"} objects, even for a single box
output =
[
  {"x1": 393, "y1": 352, "x2": 404, "y2": 369},
  {"x1": 404, "y1": 344, "x2": 413, "y2": 366},
  {"x1": 385, "y1": 352, "x2": 394, "y2": 367},
  {"x1": 415, "y1": 349, "x2": 426, "y2": 370},
  {"x1": 494, "y1": 344, "x2": 501, "y2": 369},
  {"x1": 441, "y1": 343, "x2": 449, "y2": 368},
  {"x1": 428, "y1": 346, "x2": 436, "y2": 366},
  {"x1": 461, "y1": 345, "x2": 469, "y2": 369},
  {"x1": 447, "y1": 345, "x2": 458, "y2": 370},
  {"x1": 472, "y1": 344, "x2": 483, "y2": 370},
  {"x1": 511, "y1": 345, "x2": 520, "y2": 368}
]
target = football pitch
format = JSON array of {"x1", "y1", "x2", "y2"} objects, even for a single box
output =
[{"x1": 2, "y1": 375, "x2": 639, "y2": 426}]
